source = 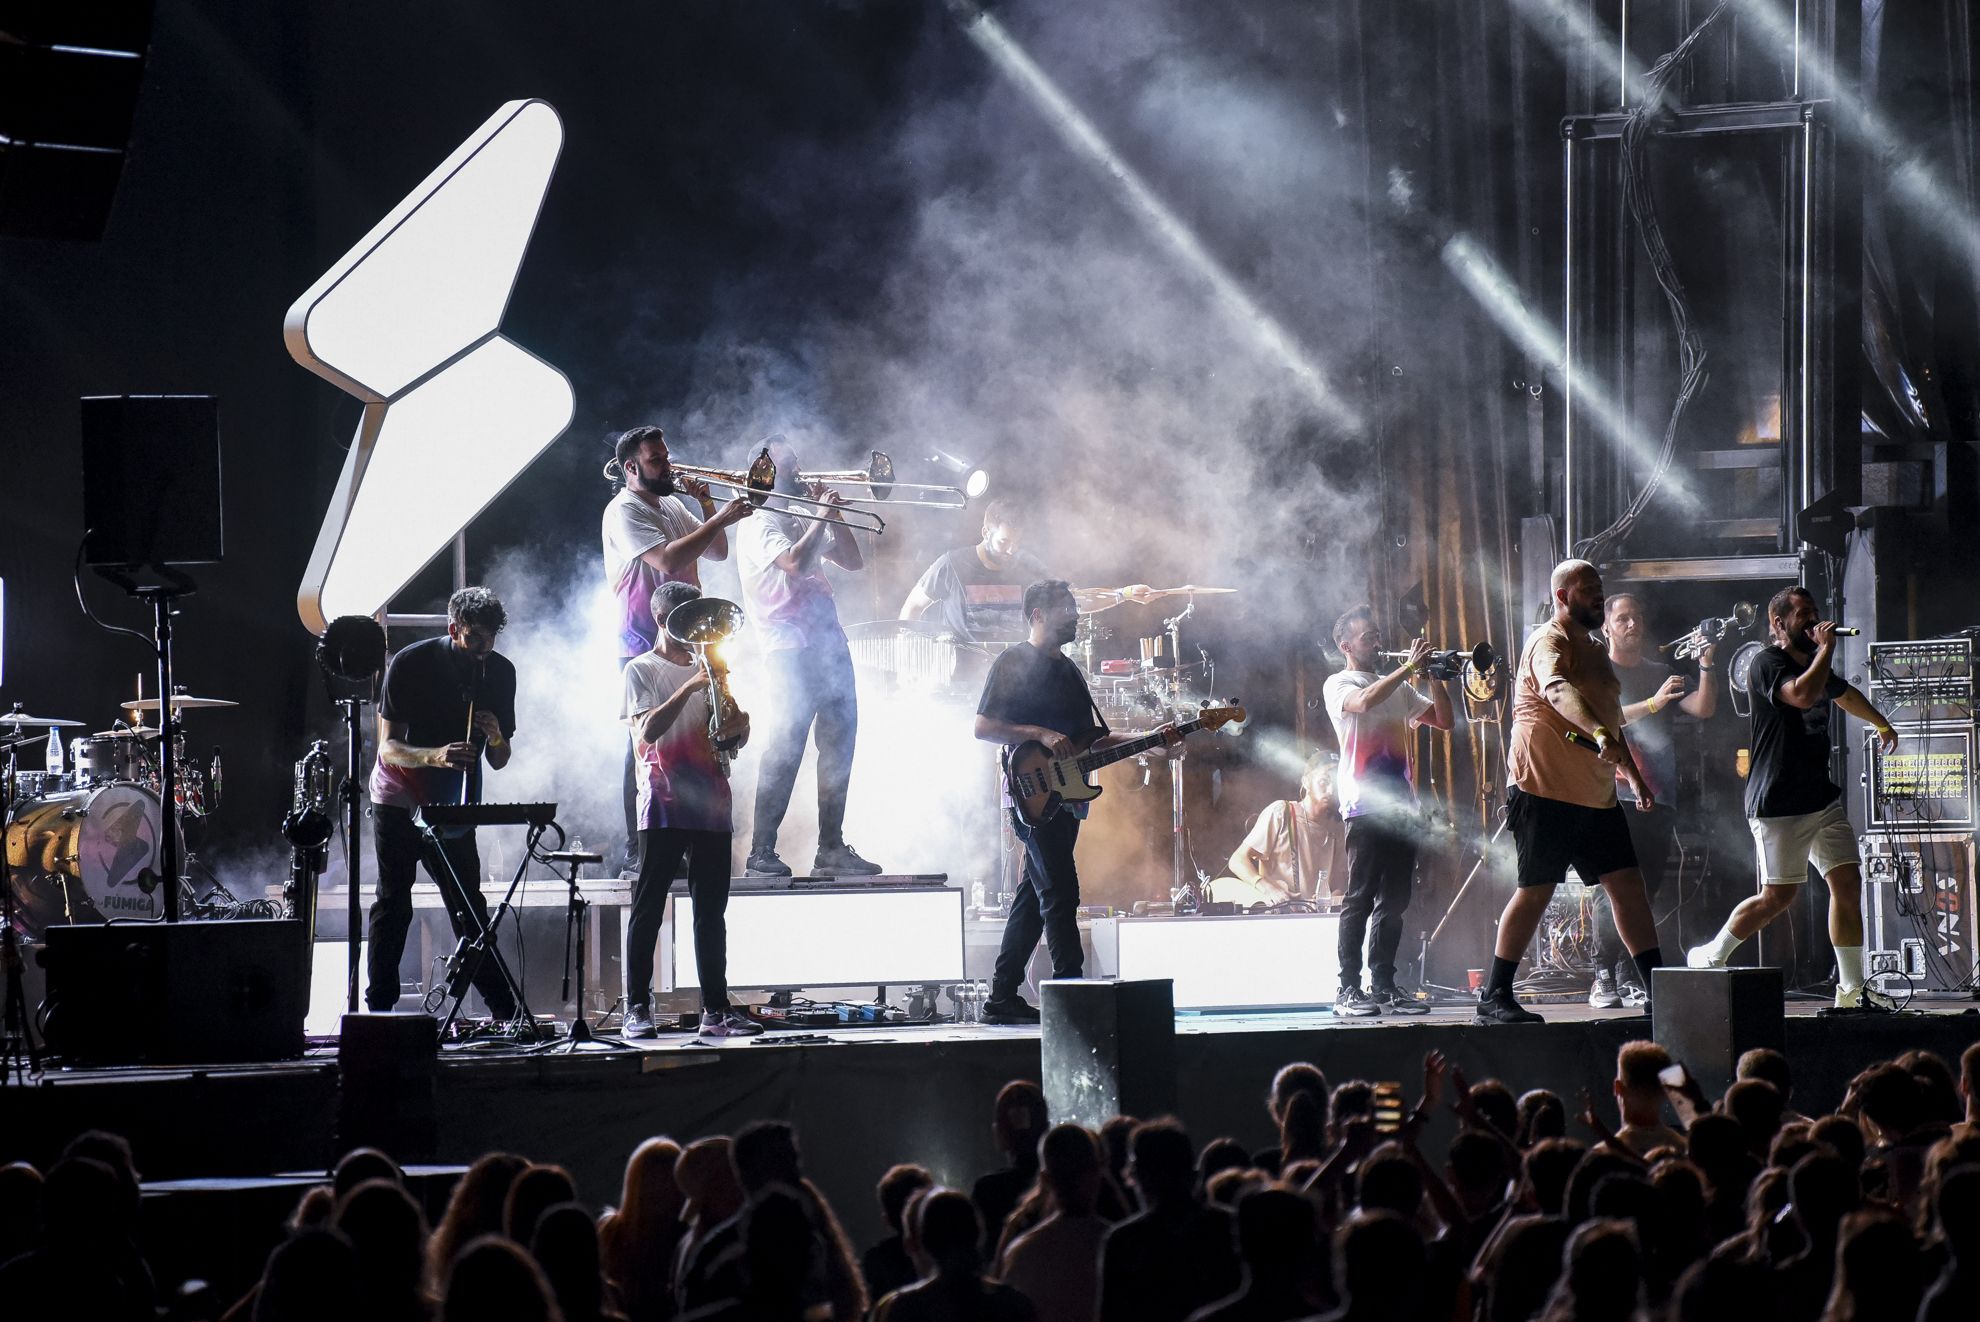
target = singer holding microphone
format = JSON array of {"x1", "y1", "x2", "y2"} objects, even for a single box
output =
[
  {"x1": 1685, "y1": 587, "x2": 1901, "y2": 1011},
  {"x1": 364, "y1": 587, "x2": 519, "y2": 1017}
]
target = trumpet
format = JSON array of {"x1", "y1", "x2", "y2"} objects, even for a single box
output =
[
  {"x1": 1661, "y1": 602, "x2": 1755, "y2": 661},
  {"x1": 666, "y1": 597, "x2": 748, "y2": 779},
  {"x1": 1377, "y1": 641, "x2": 1499, "y2": 682}
]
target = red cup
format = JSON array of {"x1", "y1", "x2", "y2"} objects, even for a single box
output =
[{"x1": 1466, "y1": 968, "x2": 1485, "y2": 992}]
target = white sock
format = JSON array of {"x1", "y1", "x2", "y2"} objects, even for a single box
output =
[
  {"x1": 1835, "y1": 945, "x2": 1865, "y2": 993},
  {"x1": 1703, "y1": 925, "x2": 1742, "y2": 964}
]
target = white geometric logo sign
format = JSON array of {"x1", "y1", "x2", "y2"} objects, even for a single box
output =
[{"x1": 287, "y1": 99, "x2": 575, "y2": 632}]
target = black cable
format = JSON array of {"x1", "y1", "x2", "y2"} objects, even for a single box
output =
[
  {"x1": 73, "y1": 532, "x2": 152, "y2": 645},
  {"x1": 1574, "y1": 2, "x2": 1730, "y2": 563}
]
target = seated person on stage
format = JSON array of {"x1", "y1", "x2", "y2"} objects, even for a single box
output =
[
  {"x1": 1216, "y1": 752, "x2": 1348, "y2": 907},
  {"x1": 898, "y1": 498, "x2": 1048, "y2": 644}
]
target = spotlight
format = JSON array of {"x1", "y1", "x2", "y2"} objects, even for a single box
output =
[{"x1": 928, "y1": 448, "x2": 991, "y2": 500}]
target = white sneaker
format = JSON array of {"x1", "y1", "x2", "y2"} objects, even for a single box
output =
[
  {"x1": 1685, "y1": 944, "x2": 1726, "y2": 969},
  {"x1": 1834, "y1": 983, "x2": 1901, "y2": 1012}
]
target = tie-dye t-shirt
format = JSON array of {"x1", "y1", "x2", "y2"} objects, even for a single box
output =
[
  {"x1": 621, "y1": 651, "x2": 732, "y2": 833},
  {"x1": 737, "y1": 509, "x2": 843, "y2": 653},
  {"x1": 602, "y1": 489, "x2": 705, "y2": 659},
  {"x1": 1323, "y1": 670, "x2": 1432, "y2": 819}
]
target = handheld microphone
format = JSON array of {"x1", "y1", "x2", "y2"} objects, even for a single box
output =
[{"x1": 1833, "y1": 627, "x2": 1862, "y2": 636}]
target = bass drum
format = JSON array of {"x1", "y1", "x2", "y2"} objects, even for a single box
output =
[{"x1": 4, "y1": 784, "x2": 169, "y2": 933}]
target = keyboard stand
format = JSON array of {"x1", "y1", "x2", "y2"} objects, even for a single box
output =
[{"x1": 417, "y1": 816, "x2": 545, "y2": 1043}]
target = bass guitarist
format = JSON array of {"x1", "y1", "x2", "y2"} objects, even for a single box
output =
[{"x1": 974, "y1": 579, "x2": 1180, "y2": 1024}]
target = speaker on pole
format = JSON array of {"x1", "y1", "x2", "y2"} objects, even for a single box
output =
[{"x1": 80, "y1": 394, "x2": 223, "y2": 574}]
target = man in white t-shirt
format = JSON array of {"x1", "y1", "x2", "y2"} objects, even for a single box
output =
[
  {"x1": 735, "y1": 434, "x2": 881, "y2": 878},
  {"x1": 1219, "y1": 751, "x2": 1348, "y2": 906},
  {"x1": 602, "y1": 425, "x2": 752, "y2": 875},
  {"x1": 1322, "y1": 606, "x2": 1452, "y2": 1017}
]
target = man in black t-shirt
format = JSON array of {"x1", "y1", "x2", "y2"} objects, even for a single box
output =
[
  {"x1": 899, "y1": 499, "x2": 1048, "y2": 643},
  {"x1": 974, "y1": 579, "x2": 1178, "y2": 1024},
  {"x1": 1587, "y1": 593, "x2": 1718, "y2": 1008},
  {"x1": 1685, "y1": 587, "x2": 1900, "y2": 1011},
  {"x1": 364, "y1": 586, "x2": 520, "y2": 1017}
]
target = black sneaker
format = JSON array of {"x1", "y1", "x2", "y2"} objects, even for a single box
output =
[
  {"x1": 813, "y1": 843, "x2": 883, "y2": 876},
  {"x1": 1475, "y1": 990, "x2": 1544, "y2": 1025},
  {"x1": 1333, "y1": 985, "x2": 1382, "y2": 1017},
  {"x1": 1371, "y1": 984, "x2": 1430, "y2": 1015},
  {"x1": 623, "y1": 1002, "x2": 657, "y2": 1040},
  {"x1": 700, "y1": 1007, "x2": 763, "y2": 1037},
  {"x1": 746, "y1": 848, "x2": 792, "y2": 878},
  {"x1": 981, "y1": 995, "x2": 1041, "y2": 1025}
]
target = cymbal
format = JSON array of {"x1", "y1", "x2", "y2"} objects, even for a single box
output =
[
  {"x1": 122, "y1": 694, "x2": 238, "y2": 712},
  {"x1": 0, "y1": 708, "x2": 84, "y2": 728},
  {"x1": 1073, "y1": 585, "x2": 1239, "y2": 612},
  {"x1": 92, "y1": 727, "x2": 162, "y2": 740}
]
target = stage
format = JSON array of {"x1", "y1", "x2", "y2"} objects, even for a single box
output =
[{"x1": 8, "y1": 995, "x2": 1978, "y2": 1300}]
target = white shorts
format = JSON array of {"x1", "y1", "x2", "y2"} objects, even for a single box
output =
[{"x1": 1750, "y1": 801, "x2": 1859, "y2": 885}]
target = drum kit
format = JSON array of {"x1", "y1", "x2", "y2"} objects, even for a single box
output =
[{"x1": 2, "y1": 689, "x2": 233, "y2": 937}]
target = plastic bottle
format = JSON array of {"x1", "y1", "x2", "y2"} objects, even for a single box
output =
[
  {"x1": 970, "y1": 880, "x2": 986, "y2": 914},
  {"x1": 45, "y1": 728, "x2": 63, "y2": 776}
]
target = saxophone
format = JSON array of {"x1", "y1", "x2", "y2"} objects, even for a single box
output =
[
  {"x1": 281, "y1": 740, "x2": 334, "y2": 918},
  {"x1": 665, "y1": 597, "x2": 748, "y2": 778}
]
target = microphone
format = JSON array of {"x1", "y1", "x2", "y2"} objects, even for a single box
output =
[{"x1": 1833, "y1": 627, "x2": 1862, "y2": 637}]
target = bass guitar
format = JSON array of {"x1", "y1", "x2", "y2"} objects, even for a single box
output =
[{"x1": 1003, "y1": 702, "x2": 1246, "y2": 827}]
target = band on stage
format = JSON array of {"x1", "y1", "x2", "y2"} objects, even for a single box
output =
[{"x1": 315, "y1": 422, "x2": 1918, "y2": 1028}]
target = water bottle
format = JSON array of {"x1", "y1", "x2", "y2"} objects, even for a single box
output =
[
  {"x1": 45, "y1": 728, "x2": 63, "y2": 776},
  {"x1": 970, "y1": 880, "x2": 986, "y2": 914},
  {"x1": 570, "y1": 836, "x2": 586, "y2": 879}
]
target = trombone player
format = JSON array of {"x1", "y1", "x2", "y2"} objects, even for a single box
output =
[
  {"x1": 736, "y1": 433, "x2": 883, "y2": 877},
  {"x1": 621, "y1": 581, "x2": 759, "y2": 1038},
  {"x1": 1322, "y1": 606, "x2": 1453, "y2": 1016}
]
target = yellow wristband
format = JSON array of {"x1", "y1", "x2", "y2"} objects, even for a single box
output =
[
  {"x1": 1646, "y1": 698, "x2": 1662, "y2": 715},
  {"x1": 1591, "y1": 726, "x2": 1613, "y2": 742}
]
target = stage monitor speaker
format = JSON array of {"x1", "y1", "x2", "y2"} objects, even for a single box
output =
[
  {"x1": 0, "y1": 3, "x2": 154, "y2": 240},
  {"x1": 39, "y1": 918, "x2": 306, "y2": 1065},
  {"x1": 338, "y1": 1013, "x2": 439, "y2": 1161},
  {"x1": 1041, "y1": 978, "x2": 1176, "y2": 1129},
  {"x1": 80, "y1": 394, "x2": 224, "y2": 570},
  {"x1": 1651, "y1": 966, "x2": 1785, "y2": 1102}
]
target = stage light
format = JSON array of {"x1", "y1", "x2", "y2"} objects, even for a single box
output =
[
  {"x1": 288, "y1": 100, "x2": 575, "y2": 632},
  {"x1": 950, "y1": 5, "x2": 1360, "y2": 433},
  {"x1": 1441, "y1": 233, "x2": 1698, "y2": 512},
  {"x1": 929, "y1": 448, "x2": 991, "y2": 500}
]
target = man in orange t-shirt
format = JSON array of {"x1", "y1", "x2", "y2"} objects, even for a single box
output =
[{"x1": 1478, "y1": 559, "x2": 1661, "y2": 1024}]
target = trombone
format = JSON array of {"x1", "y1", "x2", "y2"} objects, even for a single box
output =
[
  {"x1": 1376, "y1": 641, "x2": 1500, "y2": 682},
  {"x1": 629, "y1": 448, "x2": 889, "y2": 533},
  {"x1": 798, "y1": 451, "x2": 971, "y2": 509},
  {"x1": 1661, "y1": 602, "x2": 1755, "y2": 661}
]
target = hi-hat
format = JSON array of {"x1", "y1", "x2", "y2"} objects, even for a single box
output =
[
  {"x1": 0, "y1": 707, "x2": 84, "y2": 728},
  {"x1": 122, "y1": 694, "x2": 238, "y2": 712},
  {"x1": 92, "y1": 727, "x2": 163, "y2": 740}
]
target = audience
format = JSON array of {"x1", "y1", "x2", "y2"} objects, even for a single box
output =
[{"x1": 11, "y1": 1032, "x2": 1980, "y2": 1322}]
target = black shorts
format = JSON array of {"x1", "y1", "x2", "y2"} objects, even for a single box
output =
[{"x1": 1507, "y1": 786, "x2": 1639, "y2": 889}]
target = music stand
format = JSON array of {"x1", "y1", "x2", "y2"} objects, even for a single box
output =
[{"x1": 537, "y1": 849, "x2": 636, "y2": 1054}]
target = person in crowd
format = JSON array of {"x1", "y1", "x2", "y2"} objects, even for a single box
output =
[
  {"x1": 597, "y1": 1138, "x2": 684, "y2": 1322},
  {"x1": 1921, "y1": 1165, "x2": 1980, "y2": 1322},
  {"x1": 0, "y1": 1156, "x2": 153, "y2": 1320},
  {"x1": 1188, "y1": 1187, "x2": 1320, "y2": 1322},
  {"x1": 971, "y1": 1080, "x2": 1049, "y2": 1254},
  {"x1": 532, "y1": 1202, "x2": 623, "y2": 1322},
  {"x1": 1097, "y1": 1120, "x2": 1240, "y2": 1322},
  {"x1": 1738, "y1": 1048, "x2": 1812, "y2": 1126},
  {"x1": 673, "y1": 1138, "x2": 745, "y2": 1293},
  {"x1": 1445, "y1": 1128, "x2": 1515, "y2": 1256},
  {"x1": 1482, "y1": 1216, "x2": 1572, "y2": 1322},
  {"x1": 1903, "y1": 1049, "x2": 1965, "y2": 1126},
  {"x1": 1196, "y1": 1138, "x2": 1250, "y2": 1195},
  {"x1": 1466, "y1": 1078, "x2": 1520, "y2": 1143},
  {"x1": 1611, "y1": 1041, "x2": 1686, "y2": 1155},
  {"x1": 875, "y1": 1189, "x2": 1035, "y2": 1322},
  {"x1": 1252, "y1": 1063, "x2": 1328, "y2": 1177},
  {"x1": 429, "y1": 1152, "x2": 529, "y2": 1294},
  {"x1": 1820, "y1": 1208, "x2": 1922, "y2": 1322},
  {"x1": 332, "y1": 1146, "x2": 404, "y2": 1201},
  {"x1": 681, "y1": 1188, "x2": 822, "y2": 1322},
  {"x1": 1000, "y1": 1125, "x2": 1109, "y2": 1322},
  {"x1": 1518, "y1": 1089, "x2": 1568, "y2": 1146},
  {"x1": 1722, "y1": 1078, "x2": 1786, "y2": 1159},
  {"x1": 441, "y1": 1235, "x2": 562, "y2": 1322},
  {"x1": 1958, "y1": 1042, "x2": 1980, "y2": 1135},
  {"x1": 0, "y1": 1162, "x2": 43, "y2": 1265},
  {"x1": 336, "y1": 1178, "x2": 431, "y2": 1322},
  {"x1": 1774, "y1": 1152, "x2": 1862, "y2": 1322},
  {"x1": 251, "y1": 1227, "x2": 360, "y2": 1322},
  {"x1": 862, "y1": 1164, "x2": 935, "y2": 1306},
  {"x1": 507, "y1": 1165, "x2": 580, "y2": 1250},
  {"x1": 1314, "y1": 1210, "x2": 1423, "y2": 1322},
  {"x1": 1538, "y1": 1217, "x2": 1642, "y2": 1322}
]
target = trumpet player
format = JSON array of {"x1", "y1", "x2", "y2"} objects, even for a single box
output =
[
  {"x1": 1583, "y1": 593, "x2": 1718, "y2": 1009},
  {"x1": 737, "y1": 433, "x2": 882, "y2": 878},
  {"x1": 1322, "y1": 607, "x2": 1453, "y2": 1017},
  {"x1": 621, "y1": 581, "x2": 759, "y2": 1038},
  {"x1": 604, "y1": 426, "x2": 755, "y2": 877}
]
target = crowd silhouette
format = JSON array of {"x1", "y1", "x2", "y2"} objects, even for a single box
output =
[{"x1": 3, "y1": 1040, "x2": 1979, "y2": 1321}]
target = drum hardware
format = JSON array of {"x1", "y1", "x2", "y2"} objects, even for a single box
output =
[
  {"x1": 538, "y1": 848, "x2": 636, "y2": 1054},
  {"x1": 1, "y1": 735, "x2": 46, "y2": 1078},
  {"x1": 317, "y1": 613, "x2": 388, "y2": 1015}
]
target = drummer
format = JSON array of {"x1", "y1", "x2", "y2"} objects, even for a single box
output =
[
  {"x1": 1218, "y1": 751, "x2": 1349, "y2": 906},
  {"x1": 898, "y1": 499, "x2": 1049, "y2": 644}
]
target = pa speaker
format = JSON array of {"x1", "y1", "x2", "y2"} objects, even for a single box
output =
[
  {"x1": 0, "y1": 2, "x2": 154, "y2": 240},
  {"x1": 1041, "y1": 978, "x2": 1177, "y2": 1129},
  {"x1": 40, "y1": 919, "x2": 306, "y2": 1065},
  {"x1": 80, "y1": 394, "x2": 224, "y2": 570}
]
